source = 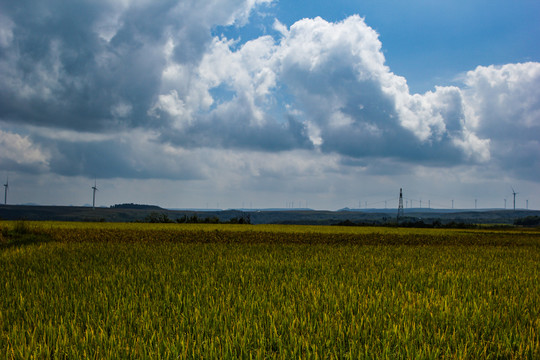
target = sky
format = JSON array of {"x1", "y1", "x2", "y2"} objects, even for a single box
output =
[{"x1": 1, "y1": 0, "x2": 539, "y2": 210}]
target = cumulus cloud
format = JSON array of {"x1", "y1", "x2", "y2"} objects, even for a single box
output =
[
  {"x1": 0, "y1": 129, "x2": 49, "y2": 172},
  {"x1": 464, "y1": 63, "x2": 540, "y2": 138},
  {"x1": 462, "y1": 62, "x2": 540, "y2": 178},
  {"x1": 265, "y1": 16, "x2": 492, "y2": 165}
]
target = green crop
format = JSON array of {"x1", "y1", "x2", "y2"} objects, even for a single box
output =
[{"x1": 1, "y1": 222, "x2": 539, "y2": 359}]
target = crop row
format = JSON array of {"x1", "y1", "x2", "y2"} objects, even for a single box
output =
[{"x1": 2, "y1": 221, "x2": 538, "y2": 247}]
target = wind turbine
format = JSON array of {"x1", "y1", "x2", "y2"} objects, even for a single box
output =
[
  {"x1": 3, "y1": 176, "x2": 8, "y2": 205},
  {"x1": 512, "y1": 187, "x2": 518, "y2": 211},
  {"x1": 92, "y1": 180, "x2": 98, "y2": 209}
]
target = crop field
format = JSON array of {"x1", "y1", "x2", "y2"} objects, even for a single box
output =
[{"x1": 1, "y1": 222, "x2": 539, "y2": 359}]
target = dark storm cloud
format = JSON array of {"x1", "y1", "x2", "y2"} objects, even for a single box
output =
[
  {"x1": 161, "y1": 118, "x2": 312, "y2": 151},
  {"x1": 0, "y1": 0, "x2": 167, "y2": 131},
  {"x1": 0, "y1": 0, "x2": 263, "y2": 133},
  {"x1": 159, "y1": 95, "x2": 313, "y2": 151},
  {"x1": 0, "y1": 157, "x2": 45, "y2": 175},
  {"x1": 45, "y1": 136, "x2": 204, "y2": 180}
]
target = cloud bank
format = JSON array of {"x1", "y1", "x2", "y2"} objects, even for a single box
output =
[{"x1": 0, "y1": 1, "x2": 539, "y2": 206}]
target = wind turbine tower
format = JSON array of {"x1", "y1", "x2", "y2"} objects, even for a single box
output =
[
  {"x1": 512, "y1": 187, "x2": 518, "y2": 211},
  {"x1": 3, "y1": 177, "x2": 8, "y2": 205},
  {"x1": 92, "y1": 180, "x2": 98, "y2": 209}
]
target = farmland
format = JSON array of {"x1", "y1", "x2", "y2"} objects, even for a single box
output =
[{"x1": 1, "y1": 222, "x2": 539, "y2": 359}]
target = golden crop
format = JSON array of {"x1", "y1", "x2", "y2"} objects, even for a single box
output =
[{"x1": 1, "y1": 221, "x2": 539, "y2": 359}]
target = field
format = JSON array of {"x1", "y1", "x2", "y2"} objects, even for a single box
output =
[{"x1": 1, "y1": 222, "x2": 539, "y2": 359}]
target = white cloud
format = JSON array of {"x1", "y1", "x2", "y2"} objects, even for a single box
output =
[
  {"x1": 304, "y1": 120, "x2": 323, "y2": 147},
  {"x1": 452, "y1": 130, "x2": 491, "y2": 163},
  {"x1": 264, "y1": 16, "x2": 490, "y2": 162},
  {"x1": 272, "y1": 18, "x2": 288, "y2": 36},
  {"x1": 111, "y1": 101, "x2": 133, "y2": 118},
  {"x1": 200, "y1": 35, "x2": 278, "y2": 125},
  {"x1": 0, "y1": 13, "x2": 15, "y2": 47},
  {"x1": 461, "y1": 62, "x2": 540, "y2": 177},
  {"x1": 148, "y1": 90, "x2": 192, "y2": 129},
  {"x1": 463, "y1": 62, "x2": 540, "y2": 136},
  {"x1": 0, "y1": 130, "x2": 49, "y2": 169}
]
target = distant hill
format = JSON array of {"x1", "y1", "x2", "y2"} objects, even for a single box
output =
[{"x1": 0, "y1": 204, "x2": 539, "y2": 226}]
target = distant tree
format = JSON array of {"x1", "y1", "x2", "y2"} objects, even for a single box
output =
[
  {"x1": 514, "y1": 216, "x2": 540, "y2": 226},
  {"x1": 176, "y1": 215, "x2": 188, "y2": 223},
  {"x1": 204, "y1": 216, "x2": 219, "y2": 224},
  {"x1": 145, "y1": 212, "x2": 173, "y2": 223},
  {"x1": 112, "y1": 203, "x2": 162, "y2": 210},
  {"x1": 227, "y1": 214, "x2": 251, "y2": 224}
]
